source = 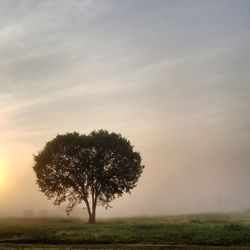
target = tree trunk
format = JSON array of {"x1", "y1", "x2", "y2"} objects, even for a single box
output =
[
  {"x1": 88, "y1": 213, "x2": 96, "y2": 224},
  {"x1": 83, "y1": 190, "x2": 97, "y2": 224},
  {"x1": 87, "y1": 189, "x2": 97, "y2": 224},
  {"x1": 86, "y1": 202, "x2": 96, "y2": 224}
]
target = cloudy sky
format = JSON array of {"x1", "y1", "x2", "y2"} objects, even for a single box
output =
[{"x1": 0, "y1": 0, "x2": 250, "y2": 217}]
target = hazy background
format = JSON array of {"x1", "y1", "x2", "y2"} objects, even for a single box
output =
[{"x1": 0, "y1": 0, "x2": 250, "y2": 218}]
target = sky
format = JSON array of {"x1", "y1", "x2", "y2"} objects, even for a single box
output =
[{"x1": 0, "y1": 0, "x2": 250, "y2": 217}]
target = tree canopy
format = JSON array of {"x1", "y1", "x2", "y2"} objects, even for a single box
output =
[{"x1": 33, "y1": 130, "x2": 144, "y2": 223}]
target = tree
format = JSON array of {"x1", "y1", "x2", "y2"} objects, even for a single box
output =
[{"x1": 33, "y1": 130, "x2": 144, "y2": 223}]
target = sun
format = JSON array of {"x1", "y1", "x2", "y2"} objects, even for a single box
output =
[{"x1": 0, "y1": 158, "x2": 6, "y2": 189}]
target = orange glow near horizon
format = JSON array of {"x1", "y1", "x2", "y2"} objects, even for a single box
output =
[{"x1": 0, "y1": 155, "x2": 6, "y2": 191}]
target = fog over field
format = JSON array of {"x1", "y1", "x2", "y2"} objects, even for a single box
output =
[{"x1": 0, "y1": 0, "x2": 250, "y2": 218}]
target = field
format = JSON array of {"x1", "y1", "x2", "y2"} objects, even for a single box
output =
[{"x1": 0, "y1": 212, "x2": 250, "y2": 249}]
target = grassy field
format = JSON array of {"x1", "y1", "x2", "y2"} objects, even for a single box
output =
[{"x1": 0, "y1": 212, "x2": 250, "y2": 249}]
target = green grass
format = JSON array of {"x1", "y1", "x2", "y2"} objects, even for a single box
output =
[{"x1": 0, "y1": 212, "x2": 250, "y2": 247}]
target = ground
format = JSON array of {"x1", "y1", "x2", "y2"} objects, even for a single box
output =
[{"x1": 0, "y1": 212, "x2": 249, "y2": 249}]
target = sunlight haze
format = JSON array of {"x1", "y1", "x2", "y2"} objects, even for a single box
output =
[
  {"x1": 0, "y1": 157, "x2": 5, "y2": 190},
  {"x1": 0, "y1": 0, "x2": 250, "y2": 218}
]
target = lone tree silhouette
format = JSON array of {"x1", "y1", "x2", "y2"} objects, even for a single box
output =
[{"x1": 33, "y1": 130, "x2": 144, "y2": 223}]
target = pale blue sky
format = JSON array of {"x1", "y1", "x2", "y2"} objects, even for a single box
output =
[{"x1": 0, "y1": 0, "x2": 250, "y2": 216}]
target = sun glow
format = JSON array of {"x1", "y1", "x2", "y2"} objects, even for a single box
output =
[{"x1": 0, "y1": 158, "x2": 6, "y2": 190}]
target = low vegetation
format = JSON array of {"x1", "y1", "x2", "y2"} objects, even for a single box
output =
[{"x1": 0, "y1": 212, "x2": 250, "y2": 248}]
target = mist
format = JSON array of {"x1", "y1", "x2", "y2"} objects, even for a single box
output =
[{"x1": 0, "y1": 0, "x2": 250, "y2": 218}]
